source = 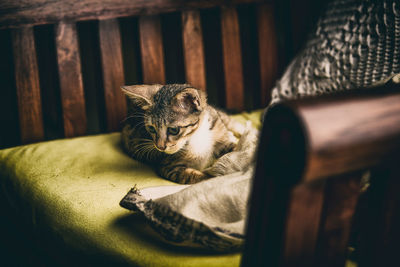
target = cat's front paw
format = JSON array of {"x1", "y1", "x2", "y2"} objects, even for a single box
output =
[
  {"x1": 180, "y1": 168, "x2": 210, "y2": 184},
  {"x1": 165, "y1": 167, "x2": 209, "y2": 184}
]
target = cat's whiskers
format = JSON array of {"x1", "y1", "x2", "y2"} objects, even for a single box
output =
[
  {"x1": 131, "y1": 138, "x2": 153, "y2": 142},
  {"x1": 134, "y1": 142, "x2": 153, "y2": 151},
  {"x1": 144, "y1": 146, "x2": 157, "y2": 160},
  {"x1": 134, "y1": 145, "x2": 148, "y2": 159},
  {"x1": 135, "y1": 142, "x2": 153, "y2": 154},
  {"x1": 135, "y1": 142, "x2": 155, "y2": 159},
  {"x1": 131, "y1": 140, "x2": 152, "y2": 152}
]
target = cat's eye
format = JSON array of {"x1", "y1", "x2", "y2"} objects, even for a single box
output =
[
  {"x1": 167, "y1": 127, "x2": 180, "y2": 135},
  {"x1": 147, "y1": 125, "x2": 156, "y2": 134}
]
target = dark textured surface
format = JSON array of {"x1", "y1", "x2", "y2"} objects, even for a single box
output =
[{"x1": 272, "y1": 0, "x2": 400, "y2": 103}]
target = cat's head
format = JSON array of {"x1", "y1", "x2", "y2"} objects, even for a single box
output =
[{"x1": 121, "y1": 84, "x2": 207, "y2": 154}]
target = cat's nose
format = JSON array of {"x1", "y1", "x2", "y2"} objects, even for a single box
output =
[
  {"x1": 156, "y1": 145, "x2": 166, "y2": 151},
  {"x1": 156, "y1": 140, "x2": 166, "y2": 151}
]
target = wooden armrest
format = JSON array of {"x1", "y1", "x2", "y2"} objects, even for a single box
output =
[{"x1": 243, "y1": 78, "x2": 400, "y2": 267}]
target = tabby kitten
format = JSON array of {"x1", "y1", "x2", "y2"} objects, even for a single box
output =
[{"x1": 121, "y1": 84, "x2": 247, "y2": 184}]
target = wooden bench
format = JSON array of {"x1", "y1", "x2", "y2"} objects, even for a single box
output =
[{"x1": 1, "y1": 0, "x2": 400, "y2": 266}]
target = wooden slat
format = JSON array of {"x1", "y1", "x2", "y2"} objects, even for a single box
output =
[
  {"x1": 11, "y1": 27, "x2": 44, "y2": 144},
  {"x1": 139, "y1": 15, "x2": 166, "y2": 84},
  {"x1": 181, "y1": 10, "x2": 206, "y2": 91},
  {"x1": 0, "y1": 0, "x2": 265, "y2": 30},
  {"x1": 314, "y1": 175, "x2": 362, "y2": 267},
  {"x1": 55, "y1": 21, "x2": 87, "y2": 137},
  {"x1": 99, "y1": 19, "x2": 127, "y2": 132},
  {"x1": 257, "y1": 3, "x2": 278, "y2": 107},
  {"x1": 220, "y1": 6, "x2": 244, "y2": 110},
  {"x1": 283, "y1": 181, "x2": 325, "y2": 267}
]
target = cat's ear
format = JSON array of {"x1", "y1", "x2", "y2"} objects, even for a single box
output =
[
  {"x1": 172, "y1": 88, "x2": 207, "y2": 113},
  {"x1": 121, "y1": 84, "x2": 162, "y2": 110}
]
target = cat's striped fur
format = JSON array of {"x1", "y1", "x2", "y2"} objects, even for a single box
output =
[{"x1": 121, "y1": 84, "x2": 246, "y2": 184}]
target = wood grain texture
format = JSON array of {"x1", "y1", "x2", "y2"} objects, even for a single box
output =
[
  {"x1": 283, "y1": 181, "x2": 325, "y2": 267},
  {"x1": 315, "y1": 174, "x2": 362, "y2": 267},
  {"x1": 139, "y1": 15, "x2": 166, "y2": 84},
  {"x1": 221, "y1": 6, "x2": 244, "y2": 110},
  {"x1": 299, "y1": 89, "x2": 400, "y2": 181},
  {"x1": 99, "y1": 19, "x2": 127, "y2": 132},
  {"x1": 0, "y1": 0, "x2": 266, "y2": 29},
  {"x1": 55, "y1": 21, "x2": 87, "y2": 137},
  {"x1": 11, "y1": 27, "x2": 44, "y2": 144},
  {"x1": 182, "y1": 10, "x2": 206, "y2": 91},
  {"x1": 257, "y1": 3, "x2": 278, "y2": 107}
]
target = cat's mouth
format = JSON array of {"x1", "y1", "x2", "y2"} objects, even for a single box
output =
[{"x1": 154, "y1": 144, "x2": 180, "y2": 154}]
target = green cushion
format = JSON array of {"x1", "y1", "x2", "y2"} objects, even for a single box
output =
[{"x1": 0, "y1": 110, "x2": 263, "y2": 266}]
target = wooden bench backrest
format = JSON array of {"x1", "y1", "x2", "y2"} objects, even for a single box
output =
[{"x1": 0, "y1": 0, "x2": 280, "y2": 145}]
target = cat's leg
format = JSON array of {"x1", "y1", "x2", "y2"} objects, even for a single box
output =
[{"x1": 159, "y1": 164, "x2": 210, "y2": 184}]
